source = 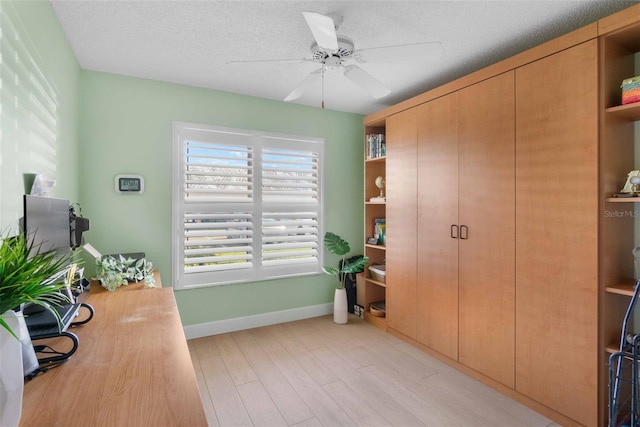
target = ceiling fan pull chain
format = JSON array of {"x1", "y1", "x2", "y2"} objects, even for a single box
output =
[{"x1": 321, "y1": 64, "x2": 325, "y2": 109}]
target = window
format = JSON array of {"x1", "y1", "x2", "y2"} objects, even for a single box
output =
[{"x1": 172, "y1": 122, "x2": 324, "y2": 289}]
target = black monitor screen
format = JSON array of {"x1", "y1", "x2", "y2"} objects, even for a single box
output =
[{"x1": 23, "y1": 195, "x2": 70, "y2": 257}]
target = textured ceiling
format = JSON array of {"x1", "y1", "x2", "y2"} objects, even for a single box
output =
[{"x1": 50, "y1": 0, "x2": 638, "y2": 115}]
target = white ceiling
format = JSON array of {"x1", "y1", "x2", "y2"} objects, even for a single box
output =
[{"x1": 50, "y1": 0, "x2": 638, "y2": 115}]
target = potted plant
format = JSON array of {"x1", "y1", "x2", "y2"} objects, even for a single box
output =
[
  {"x1": 95, "y1": 254, "x2": 155, "y2": 292},
  {"x1": 322, "y1": 232, "x2": 369, "y2": 324},
  {"x1": 0, "y1": 232, "x2": 72, "y2": 338},
  {"x1": 0, "y1": 231, "x2": 72, "y2": 426}
]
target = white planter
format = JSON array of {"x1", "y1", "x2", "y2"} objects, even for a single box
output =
[
  {"x1": 333, "y1": 288, "x2": 348, "y2": 324},
  {"x1": 16, "y1": 312, "x2": 38, "y2": 377},
  {"x1": 0, "y1": 310, "x2": 33, "y2": 427}
]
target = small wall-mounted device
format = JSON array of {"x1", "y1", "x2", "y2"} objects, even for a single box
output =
[{"x1": 115, "y1": 174, "x2": 144, "y2": 194}]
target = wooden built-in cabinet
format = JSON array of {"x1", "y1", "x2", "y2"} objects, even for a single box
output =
[
  {"x1": 384, "y1": 72, "x2": 517, "y2": 383},
  {"x1": 386, "y1": 109, "x2": 418, "y2": 338},
  {"x1": 383, "y1": 72, "x2": 517, "y2": 381},
  {"x1": 416, "y1": 93, "x2": 460, "y2": 360},
  {"x1": 457, "y1": 71, "x2": 515, "y2": 388},
  {"x1": 362, "y1": 4, "x2": 640, "y2": 425},
  {"x1": 515, "y1": 40, "x2": 598, "y2": 426}
]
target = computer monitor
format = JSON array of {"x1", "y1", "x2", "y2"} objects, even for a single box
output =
[{"x1": 22, "y1": 194, "x2": 71, "y2": 259}]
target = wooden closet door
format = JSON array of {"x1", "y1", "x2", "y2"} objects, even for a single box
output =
[
  {"x1": 515, "y1": 40, "x2": 598, "y2": 426},
  {"x1": 417, "y1": 94, "x2": 459, "y2": 360},
  {"x1": 458, "y1": 71, "x2": 515, "y2": 387},
  {"x1": 386, "y1": 108, "x2": 418, "y2": 339}
]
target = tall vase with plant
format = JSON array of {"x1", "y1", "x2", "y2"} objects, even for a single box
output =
[
  {"x1": 0, "y1": 231, "x2": 72, "y2": 427},
  {"x1": 322, "y1": 232, "x2": 368, "y2": 324}
]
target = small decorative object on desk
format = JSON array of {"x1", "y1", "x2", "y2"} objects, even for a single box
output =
[
  {"x1": 622, "y1": 75, "x2": 640, "y2": 105},
  {"x1": 96, "y1": 255, "x2": 155, "y2": 292}
]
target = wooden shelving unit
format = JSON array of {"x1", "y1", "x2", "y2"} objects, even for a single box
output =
[
  {"x1": 599, "y1": 13, "x2": 640, "y2": 425},
  {"x1": 606, "y1": 197, "x2": 640, "y2": 202},
  {"x1": 364, "y1": 277, "x2": 386, "y2": 288},
  {"x1": 605, "y1": 282, "x2": 636, "y2": 297},
  {"x1": 363, "y1": 122, "x2": 387, "y2": 330},
  {"x1": 606, "y1": 343, "x2": 621, "y2": 354},
  {"x1": 364, "y1": 243, "x2": 385, "y2": 250},
  {"x1": 605, "y1": 101, "x2": 640, "y2": 121}
]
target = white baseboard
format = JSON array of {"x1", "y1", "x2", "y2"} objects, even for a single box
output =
[{"x1": 183, "y1": 302, "x2": 333, "y2": 339}]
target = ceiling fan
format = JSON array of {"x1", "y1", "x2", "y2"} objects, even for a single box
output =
[{"x1": 228, "y1": 11, "x2": 443, "y2": 107}]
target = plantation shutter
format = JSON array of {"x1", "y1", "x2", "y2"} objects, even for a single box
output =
[
  {"x1": 261, "y1": 142, "x2": 320, "y2": 272},
  {"x1": 173, "y1": 123, "x2": 324, "y2": 289},
  {"x1": 262, "y1": 144, "x2": 319, "y2": 269}
]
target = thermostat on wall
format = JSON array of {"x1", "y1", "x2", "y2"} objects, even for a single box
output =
[{"x1": 115, "y1": 174, "x2": 144, "y2": 194}]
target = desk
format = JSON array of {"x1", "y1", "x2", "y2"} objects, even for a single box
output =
[{"x1": 21, "y1": 272, "x2": 207, "y2": 426}]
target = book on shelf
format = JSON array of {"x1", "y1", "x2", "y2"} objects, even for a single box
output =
[
  {"x1": 366, "y1": 134, "x2": 386, "y2": 159},
  {"x1": 374, "y1": 218, "x2": 386, "y2": 245}
]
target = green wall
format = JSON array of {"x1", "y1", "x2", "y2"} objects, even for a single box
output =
[
  {"x1": 78, "y1": 71, "x2": 365, "y2": 326},
  {"x1": 5, "y1": 0, "x2": 366, "y2": 327},
  {"x1": 0, "y1": 1, "x2": 80, "y2": 231}
]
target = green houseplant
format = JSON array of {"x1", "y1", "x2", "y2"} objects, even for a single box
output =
[
  {"x1": 322, "y1": 232, "x2": 368, "y2": 324},
  {"x1": 322, "y1": 232, "x2": 369, "y2": 288},
  {"x1": 0, "y1": 231, "x2": 73, "y2": 426},
  {"x1": 95, "y1": 254, "x2": 155, "y2": 292},
  {"x1": 0, "y1": 232, "x2": 72, "y2": 339}
]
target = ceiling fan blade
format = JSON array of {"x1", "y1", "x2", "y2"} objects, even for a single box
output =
[
  {"x1": 355, "y1": 42, "x2": 443, "y2": 63},
  {"x1": 303, "y1": 11, "x2": 338, "y2": 51},
  {"x1": 226, "y1": 58, "x2": 312, "y2": 65},
  {"x1": 284, "y1": 69, "x2": 322, "y2": 102},
  {"x1": 343, "y1": 65, "x2": 391, "y2": 99}
]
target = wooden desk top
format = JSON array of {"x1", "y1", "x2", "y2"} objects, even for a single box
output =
[{"x1": 21, "y1": 273, "x2": 207, "y2": 426}]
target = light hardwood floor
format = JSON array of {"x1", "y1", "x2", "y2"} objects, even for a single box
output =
[{"x1": 188, "y1": 315, "x2": 560, "y2": 427}]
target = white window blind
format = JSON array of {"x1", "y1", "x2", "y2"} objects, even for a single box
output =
[{"x1": 173, "y1": 122, "x2": 324, "y2": 289}]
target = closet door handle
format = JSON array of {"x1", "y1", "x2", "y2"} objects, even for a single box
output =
[
  {"x1": 450, "y1": 224, "x2": 458, "y2": 239},
  {"x1": 460, "y1": 225, "x2": 468, "y2": 240}
]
